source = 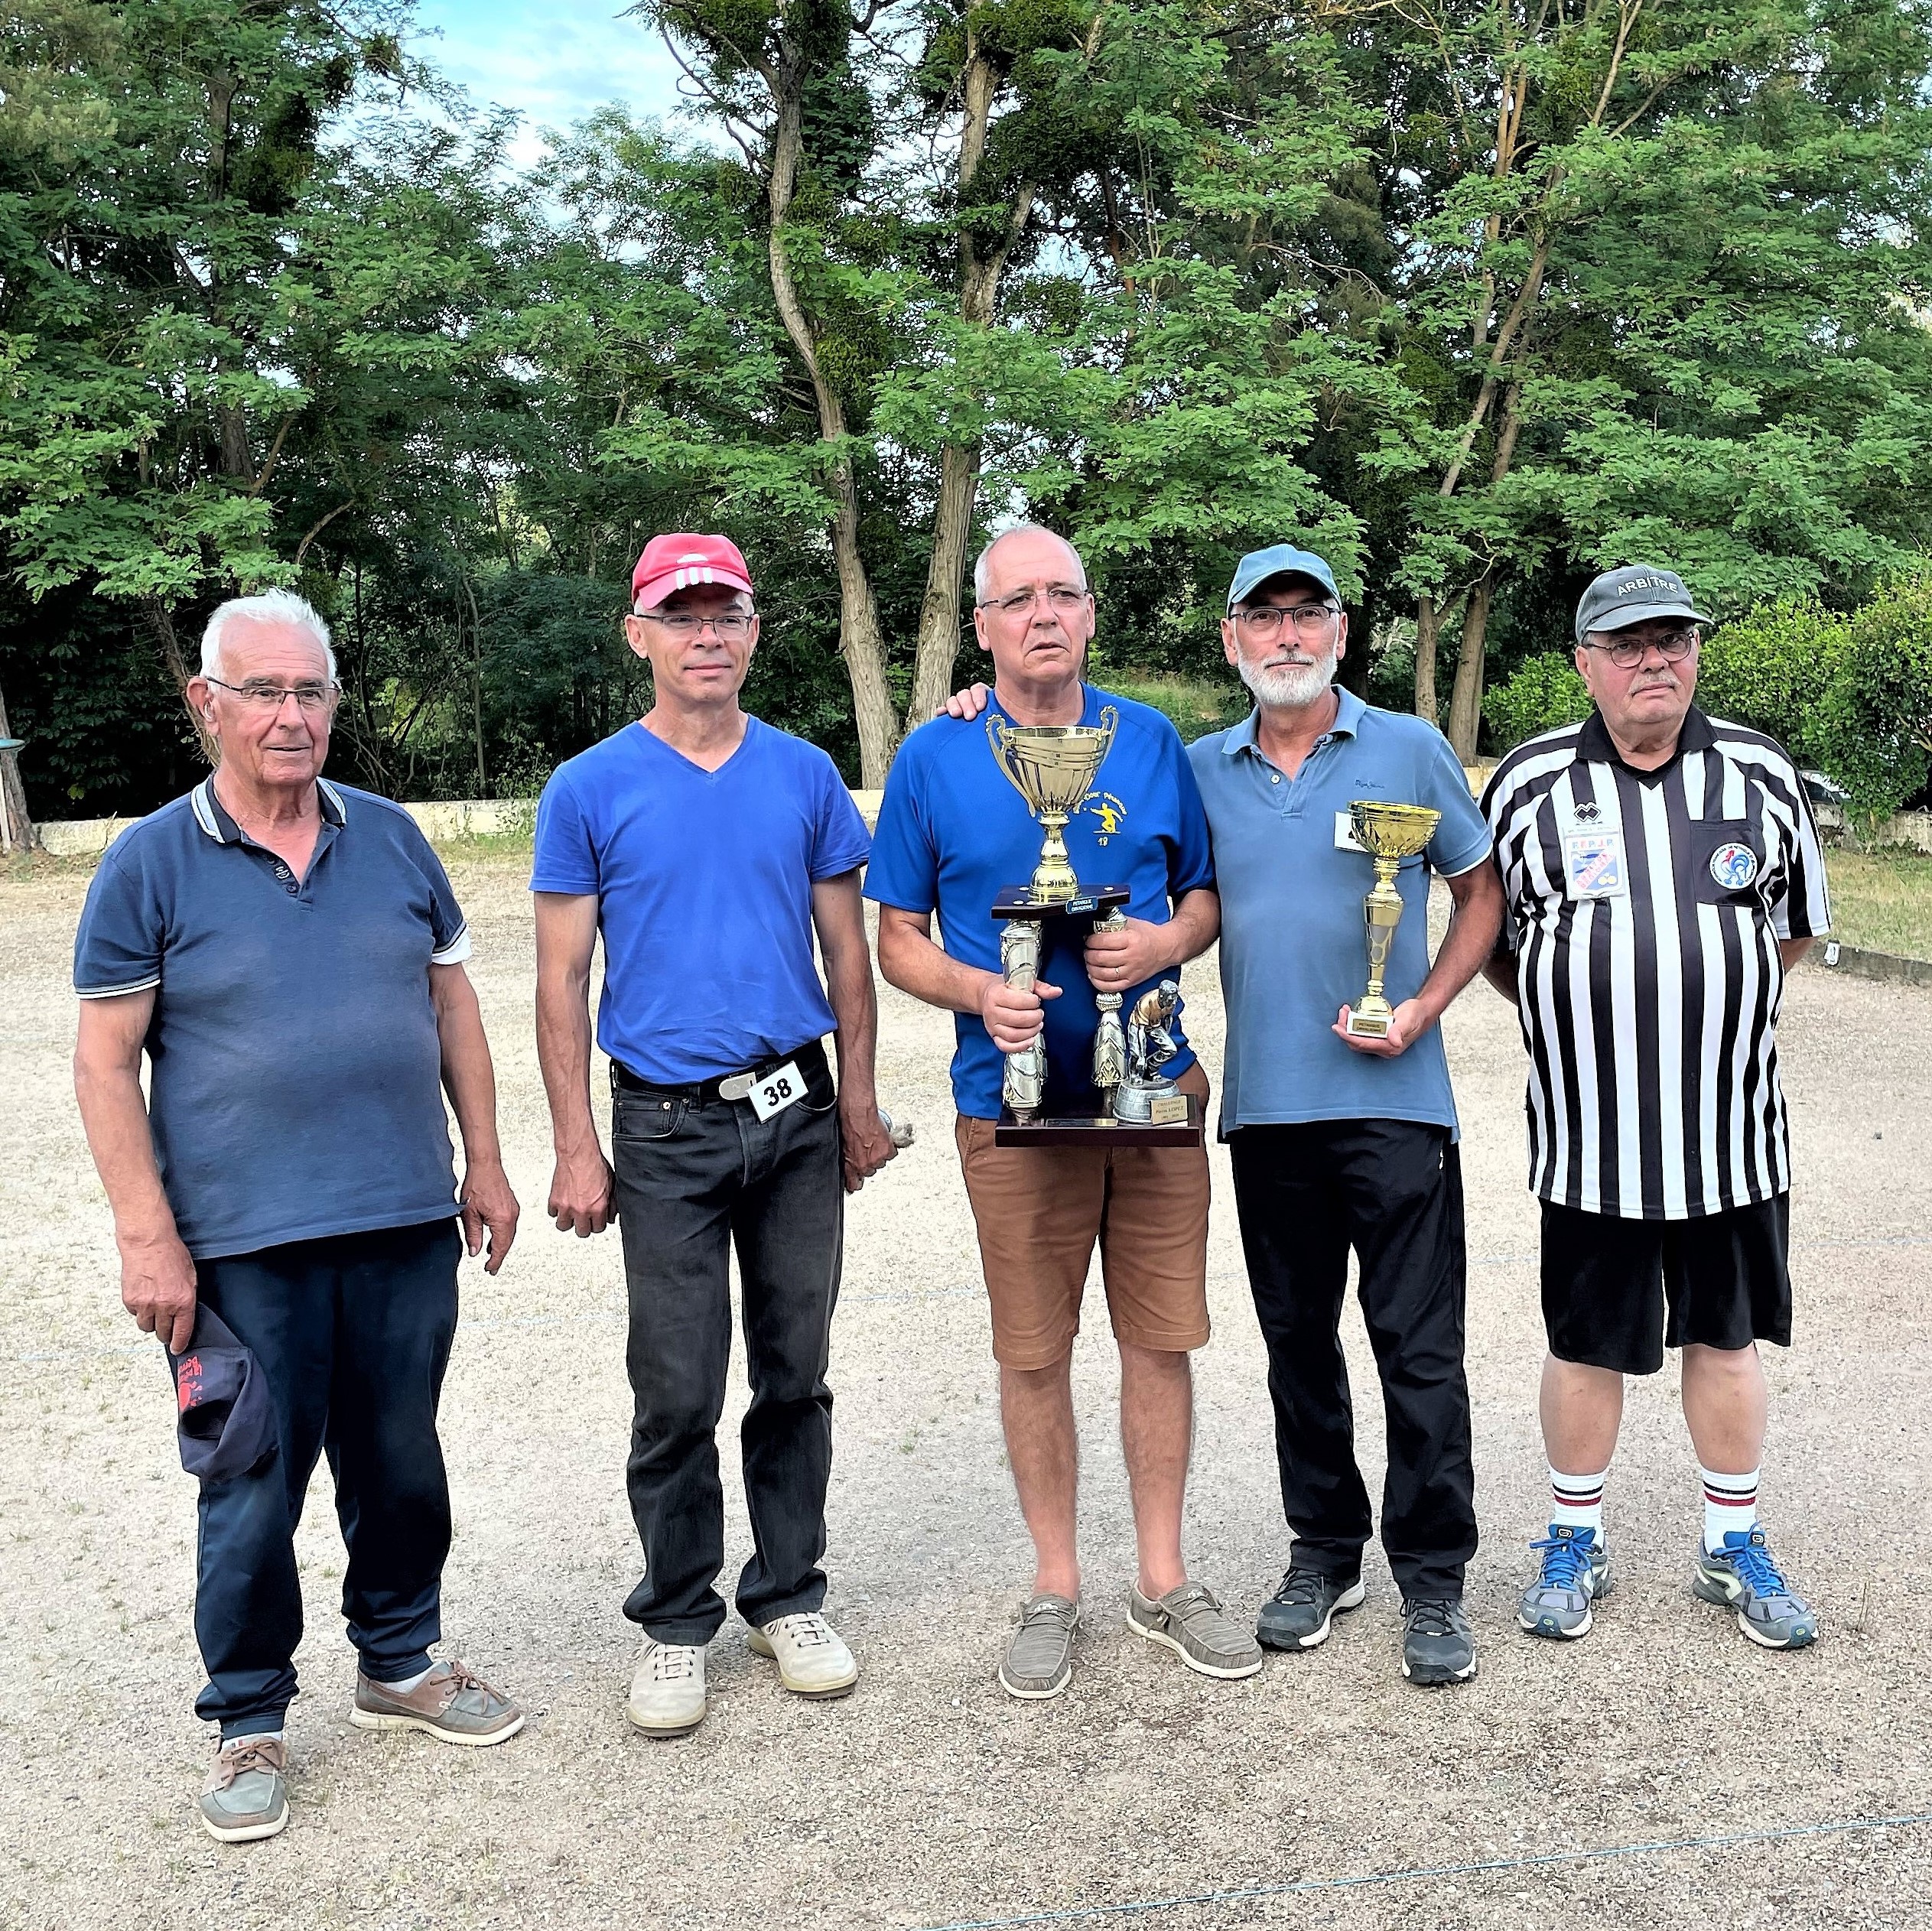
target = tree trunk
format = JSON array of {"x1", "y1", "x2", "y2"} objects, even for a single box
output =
[
  {"x1": 907, "y1": 43, "x2": 1038, "y2": 729},
  {"x1": 762, "y1": 69, "x2": 899, "y2": 785},
  {"x1": 1446, "y1": 573, "x2": 1494, "y2": 764},
  {"x1": 1413, "y1": 593, "x2": 1440, "y2": 724},
  {"x1": 0, "y1": 677, "x2": 36, "y2": 854},
  {"x1": 143, "y1": 594, "x2": 217, "y2": 765}
]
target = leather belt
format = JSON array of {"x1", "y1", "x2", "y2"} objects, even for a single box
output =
[{"x1": 611, "y1": 1038, "x2": 828, "y2": 1107}]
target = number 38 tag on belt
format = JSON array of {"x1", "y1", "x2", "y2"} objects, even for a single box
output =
[{"x1": 747, "y1": 1061, "x2": 805, "y2": 1122}]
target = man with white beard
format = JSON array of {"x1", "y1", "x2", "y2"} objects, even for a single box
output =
[{"x1": 1186, "y1": 545, "x2": 1503, "y2": 1686}]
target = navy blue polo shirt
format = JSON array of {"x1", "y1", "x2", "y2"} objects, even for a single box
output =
[
  {"x1": 1187, "y1": 689, "x2": 1491, "y2": 1136},
  {"x1": 865, "y1": 684, "x2": 1215, "y2": 1120},
  {"x1": 73, "y1": 777, "x2": 470, "y2": 1259}
]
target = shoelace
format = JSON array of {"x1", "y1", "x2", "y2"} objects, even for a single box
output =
[
  {"x1": 1529, "y1": 1533, "x2": 1595, "y2": 1591},
  {"x1": 1272, "y1": 1569, "x2": 1326, "y2": 1608},
  {"x1": 649, "y1": 1643, "x2": 701, "y2": 1682},
  {"x1": 433, "y1": 1660, "x2": 500, "y2": 1708},
  {"x1": 213, "y1": 1739, "x2": 282, "y2": 1787},
  {"x1": 1164, "y1": 1582, "x2": 1225, "y2": 1626},
  {"x1": 1722, "y1": 1537, "x2": 1791, "y2": 1600},
  {"x1": 1403, "y1": 1598, "x2": 1461, "y2": 1638},
  {"x1": 769, "y1": 1613, "x2": 834, "y2": 1650},
  {"x1": 1021, "y1": 1598, "x2": 1078, "y2": 1635}
]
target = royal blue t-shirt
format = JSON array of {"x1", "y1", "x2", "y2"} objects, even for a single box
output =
[
  {"x1": 864, "y1": 685, "x2": 1215, "y2": 1120},
  {"x1": 1187, "y1": 689, "x2": 1491, "y2": 1138},
  {"x1": 72, "y1": 777, "x2": 470, "y2": 1260},
  {"x1": 530, "y1": 717, "x2": 872, "y2": 1084}
]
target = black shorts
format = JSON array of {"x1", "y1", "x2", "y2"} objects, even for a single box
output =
[{"x1": 1539, "y1": 1195, "x2": 1791, "y2": 1377}]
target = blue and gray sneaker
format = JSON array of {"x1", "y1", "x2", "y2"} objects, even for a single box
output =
[
  {"x1": 1518, "y1": 1524, "x2": 1612, "y2": 1640},
  {"x1": 1692, "y1": 1527, "x2": 1818, "y2": 1650}
]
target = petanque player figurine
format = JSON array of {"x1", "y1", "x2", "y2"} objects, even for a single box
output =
[
  {"x1": 70, "y1": 590, "x2": 525, "y2": 1845},
  {"x1": 1481, "y1": 564, "x2": 1830, "y2": 1650},
  {"x1": 895, "y1": 524, "x2": 1260, "y2": 1700},
  {"x1": 531, "y1": 532, "x2": 896, "y2": 1738},
  {"x1": 1186, "y1": 544, "x2": 1504, "y2": 1689}
]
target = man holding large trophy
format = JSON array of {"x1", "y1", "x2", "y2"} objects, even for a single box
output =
[
  {"x1": 1188, "y1": 545, "x2": 1503, "y2": 1688},
  {"x1": 871, "y1": 524, "x2": 1260, "y2": 1700}
]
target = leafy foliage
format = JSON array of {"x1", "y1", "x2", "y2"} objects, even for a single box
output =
[{"x1": 1483, "y1": 652, "x2": 1592, "y2": 752}]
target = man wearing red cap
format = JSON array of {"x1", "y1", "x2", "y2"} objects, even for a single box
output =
[{"x1": 532, "y1": 535, "x2": 897, "y2": 1736}]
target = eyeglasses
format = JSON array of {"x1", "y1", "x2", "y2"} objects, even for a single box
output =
[
  {"x1": 206, "y1": 678, "x2": 340, "y2": 712},
  {"x1": 1586, "y1": 627, "x2": 1699, "y2": 669},
  {"x1": 643, "y1": 612, "x2": 754, "y2": 641},
  {"x1": 979, "y1": 587, "x2": 1089, "y2": 619},
  {"x1": 1234, "y1": 603, "x2": 1339, "y2": 639}
]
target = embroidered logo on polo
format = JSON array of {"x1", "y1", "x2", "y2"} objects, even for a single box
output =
[
  {"x1": 1082, "y1": 791, "x2": 1128, "y2": 844},
  {"x1": 1709, "y1": 840, "x2": 1760, "y2": 889}
]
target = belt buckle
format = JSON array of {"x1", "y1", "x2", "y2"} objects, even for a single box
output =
[{"x1": 718, "y1": 1071, "x2": 755, "y2": 1102}]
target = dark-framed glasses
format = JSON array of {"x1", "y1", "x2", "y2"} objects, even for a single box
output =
[
  {"x1": 980, "y1": 587, "x2": 1088, "y2": 619},
  {"x1": 647, "y1": 611, "x2": 754, "y2": 641},
  {"x1": 207, "y1": 677, "x2": 340, "y2": 712},
  {"x1": 1235, "y1": 603, "x2": 1339, "y2": 640},
  {"x1": 1589, "y1": 627, "x2": 1699, "y2": 669}
]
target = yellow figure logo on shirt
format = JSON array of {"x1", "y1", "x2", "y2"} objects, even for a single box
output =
[{"x1": 1082, "y1": 792, "x2": 1128, "y2": 844}]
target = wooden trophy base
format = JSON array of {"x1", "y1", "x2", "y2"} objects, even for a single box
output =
[{"x1": 994, "y1": 1094, "x2": 1205, "y2": 1148}]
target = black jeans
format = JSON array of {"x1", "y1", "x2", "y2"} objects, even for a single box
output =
[
  {"x1": 189, "y1": 1217, "x2": 460, "y2": 1738},
  {"x1": 610, "y1": 1050, "x2": 844, "y2": 1644},
  {"x1": 1229, "y1": 1119, "x2": 1476, "y2": 1601}
]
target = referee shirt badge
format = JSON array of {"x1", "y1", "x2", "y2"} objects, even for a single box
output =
[
  {"x1": 1563, "y1": 831, "x2": 1626, "y2": 898},
  {"x1": 1709, "y1": 840, "x2": 1761, "y2": 889}
]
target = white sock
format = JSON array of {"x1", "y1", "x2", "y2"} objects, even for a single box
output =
[
  {"x1": 1549, "y1": 1465, "x2": 1608, "y2": 1539},
  {"x1": 376, "y1": 1664, "x2": 437, "y2": 1694},
  {"x1": 1700, "y1": 1465, "x2": 1760, "y2": 1552}
]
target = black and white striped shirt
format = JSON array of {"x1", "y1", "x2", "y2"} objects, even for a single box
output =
[{"x1": 1481, "y1": 707, "x2": 1830, "y2": 1221}]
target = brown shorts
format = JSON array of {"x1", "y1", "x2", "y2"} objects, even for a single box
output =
[{"x1": 954, "y1": 1061, "x2": 1212, "y2": 1370}]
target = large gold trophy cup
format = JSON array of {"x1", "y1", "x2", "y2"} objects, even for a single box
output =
[
  {"x1": 983, "y1": 708, "x2": 1202, "y2": 1146},
  {"x1": 1344, "y1": 800, "x2": 1441, "y2": 1039},
  {"x1": 986, "y1": 710, "x2": 1118, "y2": 902}
]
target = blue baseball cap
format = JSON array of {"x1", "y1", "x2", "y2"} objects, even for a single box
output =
[
  {"x1": 1226, "y1": 545, "x2": 1341, "y2": 612},
  {"x1": 168, "y1": 1307, "x2": 278, "y2": 1485}
]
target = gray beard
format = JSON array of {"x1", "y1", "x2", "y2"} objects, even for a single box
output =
[{"x1": 1238, "y1": 646, "x2": 1336, "y2": 710}]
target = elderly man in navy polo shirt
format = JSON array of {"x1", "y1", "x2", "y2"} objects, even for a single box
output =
[
  {"x1": 72, "y1": 589, "x2": 523, "y2": 1845},
  {"x1": 1188, "y1": 545, "x2": 1503, "y2": 1687},
  {"x1": 532, "y1": 534, "x2": 895, "y2": 1738}
]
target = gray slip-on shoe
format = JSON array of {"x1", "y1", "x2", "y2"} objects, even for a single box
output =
[
  {"x1": 200, "y1": 1734, "x2": 289, "y2": 1843},
  {"x1": 999, "y1": 1593, "x2": 1078, "y2": 1699},
  {"x1": 1128, "y1": 1582, "x2": 1264, "y2": 1680},
  {"x1": 350, "y1": 1660, "x2": 524, "y2": 1746}
]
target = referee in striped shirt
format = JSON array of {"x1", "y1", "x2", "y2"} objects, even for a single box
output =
[{"x1": 1480, "y1": 565, "x2": 1830, "y2": 1652}]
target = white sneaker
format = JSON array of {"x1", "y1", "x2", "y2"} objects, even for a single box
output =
[
  {"x1": 626, "y1": 1638, "x2": 707, "y2": 1735},
  {"x1": 747, "y1": 1611, "x2": 859, "y2": 1698}
]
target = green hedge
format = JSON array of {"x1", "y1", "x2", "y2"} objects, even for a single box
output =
[{"x1": 1483, "y1": 654, "x2": 1592, "y2": 750}]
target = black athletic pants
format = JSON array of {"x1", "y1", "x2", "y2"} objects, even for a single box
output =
[{"x1": 1229, "y1": 1119, "x2": 1477, "y2": 1601}]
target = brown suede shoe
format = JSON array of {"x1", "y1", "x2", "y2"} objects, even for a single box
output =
[{"x1": 349, "y1": 1660, "x2": 524, "y2": 1746}]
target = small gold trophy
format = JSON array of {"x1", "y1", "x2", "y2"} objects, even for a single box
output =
[{"x1": 1344, "y1": 800, "x2": 1441, "y2": 1039}]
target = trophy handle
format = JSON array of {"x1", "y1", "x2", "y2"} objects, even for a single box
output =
[{"x1": 985, "y1": 715, "x2": 1036, "y2": 812}]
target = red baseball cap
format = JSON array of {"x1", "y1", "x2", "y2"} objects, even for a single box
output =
[{"x1": 631, "y1": 533, "x2": 754, "y2": 611}]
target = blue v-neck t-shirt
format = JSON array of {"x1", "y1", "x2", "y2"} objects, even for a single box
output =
[{"x1": 530, "y1": 716, "x2": 871, "y2": 1084}]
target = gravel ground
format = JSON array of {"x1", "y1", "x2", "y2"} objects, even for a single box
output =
[{"x1": 2, "y1": 854, "x2": 1928, "y2": 1930}]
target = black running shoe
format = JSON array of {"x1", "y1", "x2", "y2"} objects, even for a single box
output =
[
  {"x1": 1400, "y1": 1597, "x2": 1476, "y2": 1686},
  {"x1": 1257, "y1": 1568, "x2": 1366, "y2": 1651}
]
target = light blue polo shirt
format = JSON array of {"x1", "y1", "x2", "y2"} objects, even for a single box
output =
[
  {"x1": 72, "y1": 778, "x2": 470, "y2": 1259},
  {"x1": 1187, "y1": 688, "x2": 1490, "y2": 1136},
  {"x1": 866, "y1": 685, "x2": 1215, "y2": 1120}
]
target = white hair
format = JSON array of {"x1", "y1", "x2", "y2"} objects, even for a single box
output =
[
  {"x1": 973, "y1": 525, "x2": 1088, "y2": 604},
  {"x1": 201, "y1": 590, "x2": 337, "y2": 681}
]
